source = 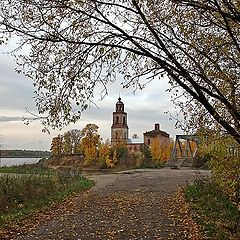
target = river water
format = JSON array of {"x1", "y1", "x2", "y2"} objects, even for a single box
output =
[{"x1": 0, "y1": 158, "x2": 41, "y2": 167}]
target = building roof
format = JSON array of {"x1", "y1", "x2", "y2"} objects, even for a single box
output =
[{"x1": 144, "y1": 129, "x2": 170, "y2": 138}]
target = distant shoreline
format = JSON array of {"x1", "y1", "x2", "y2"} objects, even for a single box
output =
[
  {"x1": 1, "y1": 156, "x2": 45, "y2": 159},
  {"x1": 0, "y1": 150, "x2": 51, "y2": 159}
]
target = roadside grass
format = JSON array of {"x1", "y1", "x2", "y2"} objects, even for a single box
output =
[
  {"x1": 0, "y1": 168, "x2": 94, "y2": 228},
  {"x1": 0, "y1": 163, "x2": 51, "y2": 175},
  {"x1": 185, "y1": 177, "x2": 240, "y2": 240}
]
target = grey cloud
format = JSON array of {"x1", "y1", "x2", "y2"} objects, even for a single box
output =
[
  {"x1": 0, "y1": 55, "x2": 36, "y2": 111},
  {"x1": 0, "y1": 116, "x2": 23, "y2": 122}
]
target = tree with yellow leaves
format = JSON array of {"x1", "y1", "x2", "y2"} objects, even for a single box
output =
[
  {"x1": 98, "y1": 140, "x2": 111, "y2": 168},
  {"x1": 50, "y1": 134, "x2": 63, "y2": 156},
  {"x1": 81, "y1": 124, "x2": 101, "y2": 166},
  {"x1": 150, "y1": 138, "x2": 174, "y2": 165}
]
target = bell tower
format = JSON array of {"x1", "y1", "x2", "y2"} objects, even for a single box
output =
[{"x1": 111, "y1": 97, "x2": 129, "y2": 144}]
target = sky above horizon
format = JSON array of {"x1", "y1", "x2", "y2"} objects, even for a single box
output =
[{"x1": 0, "y1": 42, "x2": 183, "y2": 151}]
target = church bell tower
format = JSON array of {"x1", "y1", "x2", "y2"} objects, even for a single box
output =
[{"x1": 111, "y1": 97, "x2": 129, "y2": 144}]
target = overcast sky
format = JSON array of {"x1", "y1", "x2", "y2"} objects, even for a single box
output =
[{"x1": 0, "y1": 42, "x2": 183, "y2": 151}]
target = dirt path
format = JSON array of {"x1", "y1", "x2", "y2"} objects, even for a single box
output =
[{"x1": 15, "y1": 168, "x2": 210, "y2": 240}]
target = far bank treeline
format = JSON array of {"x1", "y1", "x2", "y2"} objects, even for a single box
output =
[
  {"x1": 1, "y1": 150, "x2": 51, "y2": 158},
  {"x1": 49, "y1": 123, "x2": 173, "y2": 169}
]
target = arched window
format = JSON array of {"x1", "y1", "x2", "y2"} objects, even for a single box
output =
[
  {"x1": 148, "y1": 139, "x2": 151, "y2": 145},
  {"x1": 123, "y1": 116, "x2": 126, "y2": 124},
  {"x1": 116, "y1": 116, "x2": 119, "y2": 124}
]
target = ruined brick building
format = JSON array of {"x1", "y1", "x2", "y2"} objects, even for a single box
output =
[{"x1": 111, "y1": 98, "x2": 171, "y2": 150}]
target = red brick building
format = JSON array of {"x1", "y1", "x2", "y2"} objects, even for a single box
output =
[{"x1": 143, "y1": 123, "x2": 170, "y2": 146}]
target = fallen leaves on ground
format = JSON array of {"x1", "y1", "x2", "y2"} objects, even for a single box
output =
[{"x1": 0, "y1": 176, "x2": 205, "y2": 239}]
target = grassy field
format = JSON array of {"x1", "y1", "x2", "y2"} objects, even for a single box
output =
[
  {"x1": 185, "y1": 177, "x2": 240, "y2": 240},
  {"x1": 0, "y1": 165, "x2": 94, "y2": 228}
]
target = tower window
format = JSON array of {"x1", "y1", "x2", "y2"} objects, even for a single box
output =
[
  {"x1": 148, "y1": 139, "x2": 151, "y2": 145},
  {"x1": 116, "y1": 116, "x2": 119, "y2": 124},
  {"x1": 123, "y1": 116, "x2": 126, "y2": 124}
]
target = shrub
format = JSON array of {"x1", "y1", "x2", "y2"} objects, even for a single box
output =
[
  {"x1": 0, "y1": 169, "x2": 93, "y2": 227},
  {"x1": 197, "y1": 132, "x2": 239, "y2": 205},
  {"x1": 185, "y1": 177, "x2": 240, "y2": 239},
  {"x1": 109, "y1": 143, "x2": 128, "y2": 166}
]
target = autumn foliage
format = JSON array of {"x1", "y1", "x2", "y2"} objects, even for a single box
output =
[
  {"x1": 197, "y1": 131, "x2": 240, "y2": 206},
  {"x1": 50, "y1": 124, "x2": 176, "y2": 169},
  {"x1": 150, "y1": 138, "x2": 174, "y2": 165},
  {"x1": 50, "y1": 135, "x2": 63, "y2": 156}
]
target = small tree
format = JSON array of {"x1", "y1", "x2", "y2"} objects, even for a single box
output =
[
  {"x1": 63, "y1": 131, "x2": 72, "y2": 155},
  {"x1": 150, "y1": 138, "x2": 173, "y2": 165},
  {"x1": 50, "y1": 134, "x2": 63, "y2": 156},
  {"x1": 140, "y1": 145, "x2": 152, "y2": 164},
  {"x1": 98, "y1": 140, "x2": 111, "y2": 168},
  {"x1": 109, "y1": 142, "x2": 128, "y2": 166},
  {"x1": 81, "y1": 124, "x2": 100, "y2": 166},
  {"x1": 63, "y1": 129, "x2": 83, "y2": 155}
]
